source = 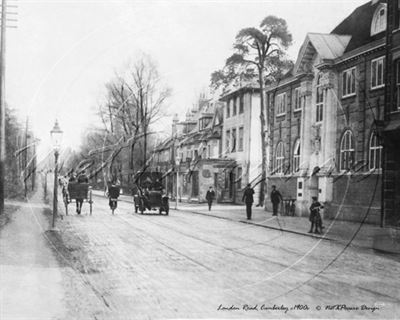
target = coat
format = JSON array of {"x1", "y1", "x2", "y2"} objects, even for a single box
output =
[
  {"x1": 77, "y1": 174, "x2": 88, "y2": 183},
  {"x1": 309, "y1": 201, "x2": 323, "y2": 222},
  {"x1": 270, "y1": 190, "x2": 282, "y2": 204},
  {"x1": 206, "y1": 190, "x2": 215, "y2": 201},
  {"x1": 242, "y1": 187, "x2": 254, "y2": 204}
]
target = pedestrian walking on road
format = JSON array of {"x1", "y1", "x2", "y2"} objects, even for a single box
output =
[
  {"x1": 206, "y1": 186, "x2": 216, "y2": 211},
  {"x1": 242, "y1": 183, "x2": 255, "y2": 220},
  {"x1": 270, "y1": 185, "x2": 283, "y2": 216},
  {"x1": 309, "y1": 196, "x2": 324, "y2": 234},
  {"x1": 76, "y1": 170, "x2": 89, "y2": 214}
]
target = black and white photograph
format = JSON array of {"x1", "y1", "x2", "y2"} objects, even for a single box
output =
[{"x1": 0, "y1": 0, "x2": 399, "y2": 319}]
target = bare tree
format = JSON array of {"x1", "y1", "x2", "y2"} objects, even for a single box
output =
[{"x1": 69, "y1": 55, "x2": 171, "y2": 189}]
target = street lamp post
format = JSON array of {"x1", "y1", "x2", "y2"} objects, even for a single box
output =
[
  {"x1": 175, "y1": 156, "x2": 180, "y2": 210},
  {"x1": 50, "y1": 120, "x2": 63, "y2": 229}
]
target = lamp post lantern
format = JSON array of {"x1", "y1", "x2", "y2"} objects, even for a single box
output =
[
  {"x1": 175, "y1": 156, "x2": 180, "y2": 210},
  {"x1": 50, "y1": 120, "x2": 63, "y2": 229}
]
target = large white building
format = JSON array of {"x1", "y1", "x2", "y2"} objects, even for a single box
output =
[{"x1": 220, "y1": 84, "x2": 263, "y2": 204}]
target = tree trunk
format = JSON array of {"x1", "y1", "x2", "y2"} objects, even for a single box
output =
[{"x1": 258, "y1": 69, "x2": 266, "y2": 207}]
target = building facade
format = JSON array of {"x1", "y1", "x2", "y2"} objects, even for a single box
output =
[
  {"x1": 266, "y1": 0, "x2": 386, "y2": 223},
  {"x1": 151, "y1": 96, "x2": 236, "y2": 203},
  {"x1": 220, "y1": 85, "x2": 263, "y2": 204},
  {"x1": 383, "y1": 0, "x2": 400, "y2": 228}
]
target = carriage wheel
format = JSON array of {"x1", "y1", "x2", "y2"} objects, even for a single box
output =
[{"x1": 139, "y1": 199, "x2": 144, "y2": 214}]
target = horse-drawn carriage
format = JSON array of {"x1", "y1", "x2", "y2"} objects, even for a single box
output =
[{"x1": 63, "y1": 182, "x2": 93, "y2": 215}]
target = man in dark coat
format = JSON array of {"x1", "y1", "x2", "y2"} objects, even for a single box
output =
[
  {"x1": 205, "y1": 186, "x2": 215, "y2": 211},
  {"x1": 76, "y1": 170, "x2": 89, "y2": 214},
  {"x1": 242, "y1": 183, "x2": 255, "y2": 220},
  {"x1": 270, "y1": 185, "x2": 283, "y2": 216},
  {"x1": 77, "y1": 170, "x2": 89, "y2": 183}
]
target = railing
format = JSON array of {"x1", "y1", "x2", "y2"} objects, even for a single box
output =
[{"x1": 282, "y1": 198, "x2": 296, "y2": 216}]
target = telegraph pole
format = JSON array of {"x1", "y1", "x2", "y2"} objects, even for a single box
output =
[{"x1": 0, "y1": 0, "x2": 7, "y2": 213}]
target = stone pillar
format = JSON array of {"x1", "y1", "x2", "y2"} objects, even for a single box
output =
[
  {"x1": 300, "y1": 79, "x2": 313, "y2": 176},
  {"x1": 319, "y1": 71, "x2": 336, "y2": 203},
  {"x1": 321, "y1": 71, "x2": 337, "y2": 171},
  {"x1": 297, "y1": 78, "x2": 313, "y2": 216}
]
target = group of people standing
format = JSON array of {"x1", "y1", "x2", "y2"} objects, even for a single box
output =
[{"x1": 206, "y1": 183, "x2": 324, "y2": 233}]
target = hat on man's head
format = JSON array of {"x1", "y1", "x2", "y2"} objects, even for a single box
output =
[
  {"x1": 312, "y1": 196, "x2": 318, "y2": 200},
  {"x1": 247, "y1": 183, "x2": 251, "y2": 187}
]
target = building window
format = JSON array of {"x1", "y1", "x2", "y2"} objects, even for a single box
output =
[
  {"x1": 293, "y1": 88, "x2": 301, "y2": 111},
  {"x1": 316, "y1": 74, "x2": 324, "y2": 123},
  {"x1": 276, "y1": 93, "x2": 287, "y2": 116},
  {"x1": 207, "y1": 145, "x2": 211, "y2": 158},
  {"x1": 239, "y1": 94, "x2": 244, "y2": 114},
  {"x1": 238, "y1": 127, "x2": 244, "y2": 151},
  {"x1": 232, "y1": 97, "x2": 237, "y2": 116},
  {"x1": 237, "y1": 167, "x2": 242, "y2": 189},
  {"x1": 369, "y1": 132, "x2": 382, "y2": 170},
  {"x1": 342, "y1": 67, "x2": 356, "y2": 97},
  {"x1": 231, "y1": 128, "x2": 237, "y2": 152},
  {"x1": 293, "y1": 139, "x2": 300, "y2": 173},
  {"x1": 370, "y1": 4, "x2": 387, "y2": 36},
  {"x1": 225, "y1": 130, "x2": 230, "y2": 153},
  {"x1": 275, "y1": 142, "x2": 285, "y2": 174},
  {"x1": 340, "y1": 130, "x2": 355, "y2": 171},
  {"x1": 226, "y1": 100, "x2": 230, "y2": 118},
  {"x1": 371, "y1": 56, "x2": 385, "y2": 89}
]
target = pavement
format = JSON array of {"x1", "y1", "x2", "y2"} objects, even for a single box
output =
[
  {"x1": 95, "y1": 190, "x2": 399, "y2": 253},
  {"x1": 1, "y1": 191, "x2": 67, "y2": 320}
]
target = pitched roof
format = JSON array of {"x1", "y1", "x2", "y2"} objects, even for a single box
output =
[
  {"x1": 331, "y1": 0, "x2": 387, "y2": 53},
  {"x1": 293, "y1": 33, "x2": 351, "y2": 74},
  {"x1": 307, "y1": 33, "x2": 351, "y2": 59}
]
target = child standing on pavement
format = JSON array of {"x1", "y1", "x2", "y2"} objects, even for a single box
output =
[{"x1": 309, "y1": 196, "x2": 324, "y2": 234}]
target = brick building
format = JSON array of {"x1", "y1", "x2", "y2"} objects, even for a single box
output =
[{"x1": 266, "y1": 0, "x2": 386, "y2": 223}]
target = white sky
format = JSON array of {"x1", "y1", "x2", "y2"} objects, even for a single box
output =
[{"x1": 6, "y1": 0, "x2": 367, "y2": 160}]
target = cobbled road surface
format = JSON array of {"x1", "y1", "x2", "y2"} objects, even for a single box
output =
[{"x1": 47, "y1": 194, "x2": 400, "y2": 319}]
